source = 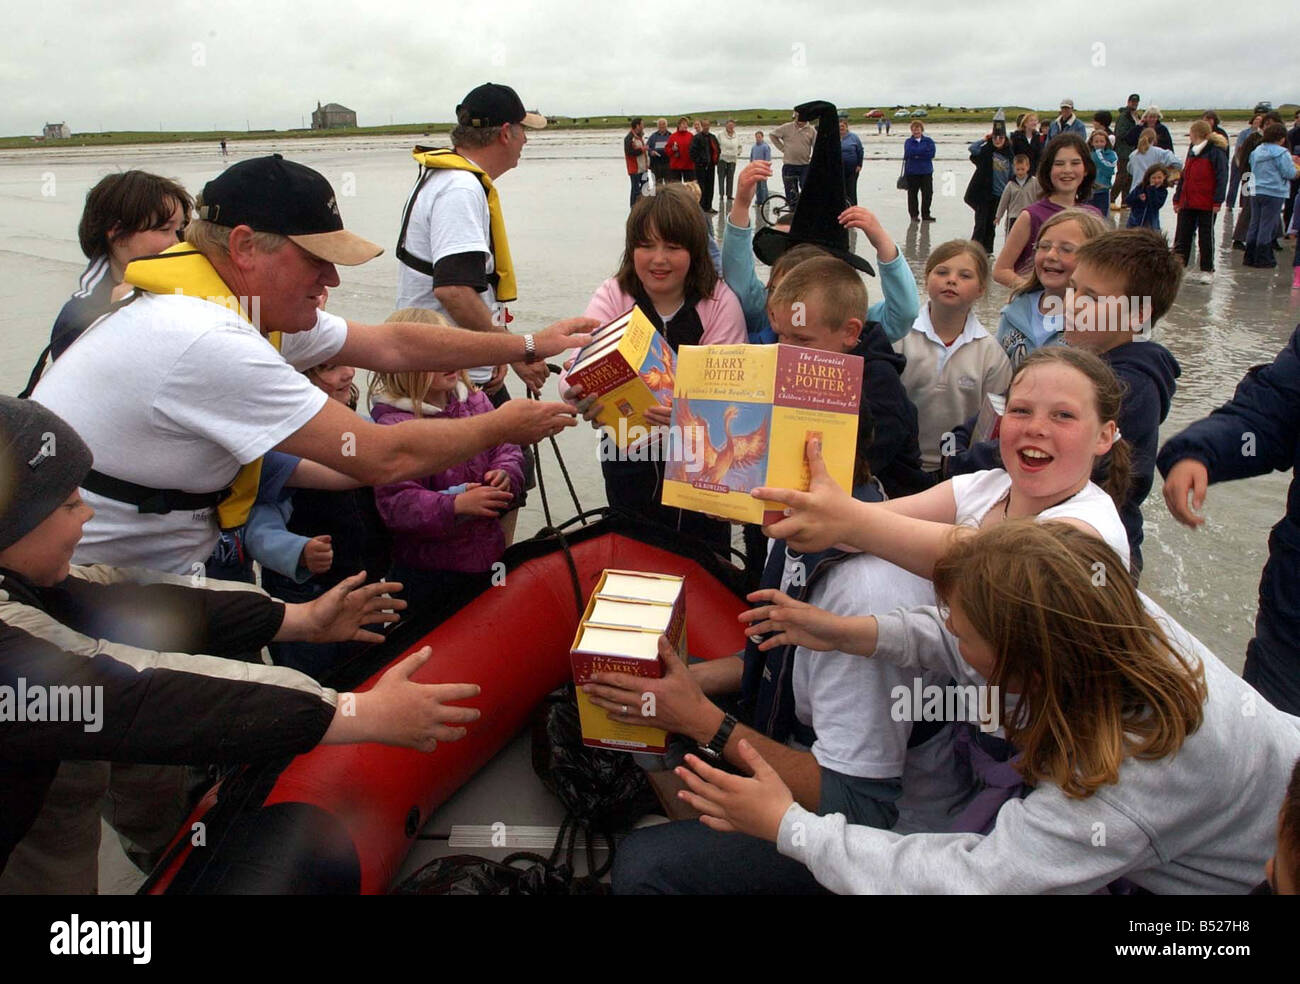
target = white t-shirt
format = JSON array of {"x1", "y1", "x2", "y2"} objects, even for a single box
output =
[
  {"x1": 396, "y1": 168, "x2": 499, "y2": 384},
  {"x1": 792, "y1": 552, "x2": 945, "y2": 779},
  {"x1": 32, "y1": 292, "x2": 347, "y2": 575},
  {"x1": 950, "y1": 468, "x2": 1130, "y2": 569}
]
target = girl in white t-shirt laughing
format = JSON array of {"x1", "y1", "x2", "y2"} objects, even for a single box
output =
[{"x1": 754, "y1": 346, "x2": 1132, "y2": 578}]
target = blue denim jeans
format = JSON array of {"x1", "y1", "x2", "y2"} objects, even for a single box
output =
[
  {"x1": 629, "y1": 172, "x2": 646, "y2": 208},
  {"x1": 1245, "y1": 195, "x2": 1284, "y2": 266},
  {"x1": 613, "y1": 770, "x2": 901, "y2": 894}
]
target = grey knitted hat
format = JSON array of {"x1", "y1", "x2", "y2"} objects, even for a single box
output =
[{"x1": 0, "y1": 396, "x2": 93, "y2": 553}]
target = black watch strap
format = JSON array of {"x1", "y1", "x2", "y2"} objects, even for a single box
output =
[{"x1": 700, "y1": 713, "x2": 737, "y2": 760}]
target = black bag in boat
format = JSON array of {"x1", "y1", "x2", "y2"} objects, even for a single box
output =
[
  {"x1": 391, "y1": 853, "x2": 576, "y2": 896},
  {"x1": 530, "y1": 687, "x2": 658, "y2": 831}
]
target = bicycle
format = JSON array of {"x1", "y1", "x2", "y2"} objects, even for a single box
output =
[{"x1": 759, "y1": 192, "x2": 795, "y2": 226}]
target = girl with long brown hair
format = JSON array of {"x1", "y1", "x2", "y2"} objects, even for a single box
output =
[
  {"x1": 680, "y1": 521, "x2": 1300, "y2": 893},
  {"x1": 562, "y1": 186, "x2": 745, "y2": 550},
  {"x1": 994, "y1": 133, "x2": 1104, "y2": 286}
]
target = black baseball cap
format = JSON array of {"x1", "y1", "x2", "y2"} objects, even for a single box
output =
[
  {"x1": 1128, "y1": 93, "x2": 1141, "y2": 102},
  {"x1": 197, "y1": 155, "x2": 382, "y2": 266},
  {"x1": 457, "y1": 83, "x2": 547, "y2": 129}
]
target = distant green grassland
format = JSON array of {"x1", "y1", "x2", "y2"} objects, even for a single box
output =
[{"x1": 5, "y1": 104, "x2": 1293, "y2": 150}]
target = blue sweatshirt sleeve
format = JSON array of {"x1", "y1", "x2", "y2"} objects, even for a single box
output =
[
  {"x1": 721, "y1": 219, "x2": 775, "y2": 343},
  {"x1": 243, "y1": 500, "x2": 311, "y2": 582},
  {"x1": 1157, "y1": 328, "x2": 1300, "y2": 483},
  {"x1": 866, "y1": 251, "x2": 921, "y2": 343}
]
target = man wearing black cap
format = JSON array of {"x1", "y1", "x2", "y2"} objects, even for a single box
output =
[
  {"x1": 1113, "y1": 93, "x2": 1143, "y2": 209},
  {"x1": 33, "y1": 153, "x2": 588, "y2": 578},
  {"x1": 397, "y1": 82, "x2": 552, "y2": 542}
]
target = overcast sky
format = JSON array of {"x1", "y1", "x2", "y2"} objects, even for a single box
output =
[{"x1": 8, "y1": 0, "x2": 1289, "y2": 135}]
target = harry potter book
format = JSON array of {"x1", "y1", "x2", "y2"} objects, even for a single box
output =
[
  {"x1": 565, "y1": 306, "x2": 675, "y2": 451},
  {"x1": 570, "y1": 569, "x2": 686, "y2": 753},
  {"x1": 661, "y1": 343, "x2": 863, "y2": 524}
]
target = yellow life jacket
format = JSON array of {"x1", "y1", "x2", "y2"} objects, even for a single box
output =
[
  {"x1": 122, "y1": 243, "x2": 282, "y2": 531},
  {"x1": 401, "y1": 148, "x2": 517, "y2": 302}
]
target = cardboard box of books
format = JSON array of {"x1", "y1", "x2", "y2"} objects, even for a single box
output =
[
  {"x1": 570, "y1": 570, "x2": 686, "y2": 754},
  {"x1": 565, "y1": 306, "x2": 675, "y2": 452},
  {"x1": 661, "y1": 343, "x2": 863, "y2": 524}
]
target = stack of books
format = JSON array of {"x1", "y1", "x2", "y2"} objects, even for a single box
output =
[
  {"x1": 565, "y1": 306, "x2": 675, "y2": 451},
  {"x1": 570, "y1": 570, "x2": 687, "y2": 754}
]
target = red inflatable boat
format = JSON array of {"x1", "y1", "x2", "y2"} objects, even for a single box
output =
[{"x1": 142, "y1": 514, "x2": 750, "y2": 894}]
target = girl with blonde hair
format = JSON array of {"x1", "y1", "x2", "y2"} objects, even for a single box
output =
[{"x1": 370, "y1": 308, "x2": 524, "y2": 612}]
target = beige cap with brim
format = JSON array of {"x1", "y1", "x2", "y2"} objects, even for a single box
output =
[{"x1": 289, "y1": 230, "x2": 383, "y2": 266}]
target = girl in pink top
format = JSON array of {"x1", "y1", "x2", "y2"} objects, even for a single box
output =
[
  {"x1": 564, "y1": 186, "x2": 745, "y2": 551},
  {"x1": 994, "y1": 134, "x2": 1105, "y2": 287}
]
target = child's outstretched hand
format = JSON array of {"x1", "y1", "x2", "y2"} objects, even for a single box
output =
[
  {"x1": 323, "y1": 647, "x2": 481, "y2": 752},
  {"x1": 739, "y1": 587, "x2": 864, "y2": 653},
  {"x1": 1163, "y1": 458, "x2": 1209, "y2": 528},
  {"x1": 302, "y1": 534, "x2": 333, "y2": 574},
  {"x1": 454, "y1": 483, "x2": 513, "y2": 518},
  {"x1": 285, "y1": 571, "x2": 406, "y2": 644},
  {"x1": 484, "y1": 469, "x2": 512, "y2": 492},
  {"x1": 735, "y1": 161, "x2": 772, "y2": 206},
  {"x1": 837, "y1": 206, "x2": 896, "y2": 260},
  {"x1": 754, "y1": 437, "x2": 856, "y2": 552},
  {"x1": 676, "y1": 741, "x2": 794, "y2": 843}
]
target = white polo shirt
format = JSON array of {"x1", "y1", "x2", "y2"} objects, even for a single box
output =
[
  {"x1": 32, "y1": 292, "x2": 347, "y2": 575},
  {"x1": 396, "y1": 168, "x2": 500, "y2": 385}
]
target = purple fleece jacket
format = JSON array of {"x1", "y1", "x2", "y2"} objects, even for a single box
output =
[{"x1": 371, "y1": 392, "x2": 524, "y2": 573}]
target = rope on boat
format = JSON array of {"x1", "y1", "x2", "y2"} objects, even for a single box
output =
[{"x1": 526, "y1": 368, "x2": 589, "y2": 618}]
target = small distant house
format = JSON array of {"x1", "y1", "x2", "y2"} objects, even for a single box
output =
[
  {"x1": 43, "y1": 122, "x2": 70, "y2": 140},
  {"x1": 311, "y1": 102, "x2": 357, "y2": 129}
]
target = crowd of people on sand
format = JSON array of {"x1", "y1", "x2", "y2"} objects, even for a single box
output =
[
  {"x1": 3, "y1": 80, "x2": 1300, "y2": 897},
  {"x1": 626, "y1": 96, "x2": 1300, "y2": 288}
]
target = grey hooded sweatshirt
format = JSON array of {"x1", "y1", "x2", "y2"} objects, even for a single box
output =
[{"x1": 776, "y1": 596, "x2": 1300, "y2": 894}]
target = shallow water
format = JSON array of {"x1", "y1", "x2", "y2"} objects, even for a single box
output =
[{"x1": 2, "y1": 123, "x2": 1297, "y2": 671}]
